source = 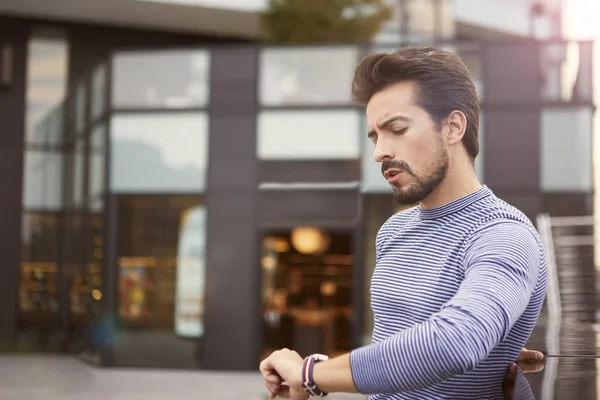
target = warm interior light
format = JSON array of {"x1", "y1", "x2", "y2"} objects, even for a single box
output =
[{"x1": 291, "y1": 227, "x2": 331, "y2": 255}]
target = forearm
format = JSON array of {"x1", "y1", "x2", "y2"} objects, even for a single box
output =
[{"x1": 312, "y1": 353, "x2": 359, "y2": 394}]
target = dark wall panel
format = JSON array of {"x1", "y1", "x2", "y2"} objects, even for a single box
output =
[
  {"x1": 259, "y1": 160, "x2": 360, "y2": 184},
  {"x1": 0, "y1": 18, "x2": 28, "y2": 348},
  {"x1": 484, "y1": 110, "x2": 540, "y2": 191},
  {"x1": 203, "y1": 47, "x2": 260, "y2": 371},
  {"x1": 541, "y1": 192, "x2": 594, "y2": 217},
  {"x1": 259, "y1": 189, "x2": 360, "y2": 227},
  {"x1": 484, "y1": 43, "x2": 540, "y2": 104}
]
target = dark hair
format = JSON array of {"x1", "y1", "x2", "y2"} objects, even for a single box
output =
[{"x1": 352, "y1": 46, "x2": 480, "y2": 161}]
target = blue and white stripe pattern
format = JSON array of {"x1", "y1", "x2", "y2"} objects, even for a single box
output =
[{"x1": 350, "y1": 186, "x2": 547, "y2": 399}]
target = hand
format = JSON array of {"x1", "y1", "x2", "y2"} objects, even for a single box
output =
[
  {"x1": 503, "y1": 348, "x2": 545, "y2": 399},
  {"x1": 517, "y1": 347, "x2": 544, "y2": 363},
  {"x1": 259, "y1": 348, "x2": 307, "y2": 400}
]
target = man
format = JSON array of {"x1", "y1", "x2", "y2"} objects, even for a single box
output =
[{"x1": 260, "y1": 47, "x2": 548, "y2": 399}]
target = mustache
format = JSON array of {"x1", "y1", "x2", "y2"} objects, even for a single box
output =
[{"x1": 382, "y1": 159, "x2": 414, "y2": 176}]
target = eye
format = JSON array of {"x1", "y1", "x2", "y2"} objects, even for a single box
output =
[{"x1": 392, "y1": 127, "x2": 408, "y2": 135}]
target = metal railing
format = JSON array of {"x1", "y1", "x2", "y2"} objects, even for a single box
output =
[{"x1": 536, "y1": 213, "x2": 597, "y2": 400}]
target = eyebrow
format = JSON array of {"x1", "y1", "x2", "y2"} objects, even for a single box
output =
[{"x1": 367, "y1": 115, "x2": 412, "y2": 138}]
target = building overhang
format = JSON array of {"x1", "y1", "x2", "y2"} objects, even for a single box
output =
[{"x1": 0, "y1": 0, "x2": 260, "y2": 39}]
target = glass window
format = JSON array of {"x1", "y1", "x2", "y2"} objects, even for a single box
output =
[
  {"x1": 110, "y1": 113, "x2": 209, "y2": 192},
  {"x1": 260, "y1": 47, "x2": 358, "y2": 106},
  {"x1": 75, "y1": 83, "x2": 88, "y2": 134},
  {"x1": 25, "y1": 34, "x2": 68, "y2": 144},
  {"x1": 22, "y1": 150, "x2": 63, "y2": 210},
  {"x1": 91, "y1": 63, "x2": 108, "y2": 121},
  {"x1": 89, "y1": 123, "x2": 106, "y2": 200},
  {"x1": 541, "y1": 107, "x2": 593, "y2": 191},
  {"x1": 261, "y1": 229, "x2": 354, "y2": 358},
  {"x1": 20, "y1": 213, "x2": 61, "y2": 319},
  {"x1": 257, "y1": 110, "x2": 361, "y2": 160},
  {"x1": 116, "y1": 195, "x2": 205, "y2": 337},
  {"x1": 72, "y1": 138, "x2": 86, "y2": 207},
  {"x1": 112, "y1": 50, "x2": 210, "y2": 109}
]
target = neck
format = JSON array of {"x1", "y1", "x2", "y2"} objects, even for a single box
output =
[{"x1": 419, "y1": 158, "x2": 482, "y2": 210}]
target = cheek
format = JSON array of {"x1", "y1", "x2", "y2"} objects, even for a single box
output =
[{"x1": 403, "y1": 134, "x2": 437, "y2": 170}]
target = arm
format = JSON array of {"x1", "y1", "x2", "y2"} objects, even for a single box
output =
[{"x1": 312, "y1": 219, "x2": 542, "y2": 394}]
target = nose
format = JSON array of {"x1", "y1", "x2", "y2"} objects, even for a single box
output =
[{"x1": 373, "y1": 135, "x2": 395, "y2": 163}]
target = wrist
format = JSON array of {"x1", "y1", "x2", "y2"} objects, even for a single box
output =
[{"x1": 301, "y1": 354, "x2": 330, "y2": 397}]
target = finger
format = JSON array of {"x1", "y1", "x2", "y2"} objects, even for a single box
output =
[
  {"x1": 277, "y1": 385, "x2": 291, "y2": 399},
  {"x1": 517, "y1": 348, "x2": 544, "y2": 362},
  {"x1": 265, "y1": 373, "x2": 283, "y2": 384},
  {"x1": 519, "y1": 361, "x2": 545, "y2": 374},
  {"x1": 505, "y1": 363, "x2": 516, "y2": 384}
]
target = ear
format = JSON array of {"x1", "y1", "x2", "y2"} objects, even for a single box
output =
[{"x1": 445, "y1": 110, "x2": 467, "y2": 145}]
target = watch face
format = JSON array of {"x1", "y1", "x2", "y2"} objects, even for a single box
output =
[{"x1": 311, "y1": 353, "x2": 330, "y2": 362}]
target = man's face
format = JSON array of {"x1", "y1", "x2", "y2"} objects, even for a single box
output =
[{"x1": 366, "y1": 82, "x2": 449, "y2": 205}]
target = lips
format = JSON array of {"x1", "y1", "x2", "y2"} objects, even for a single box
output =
[{"x1": 384, "y1": 169, "x2": 403, "y2": 183}]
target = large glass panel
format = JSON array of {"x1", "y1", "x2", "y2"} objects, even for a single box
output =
[
  {"x1": 260, "y1": 47, "x2": 358, "y2": 106},
  {"x1": 89, "y1": 123, "x2": 106, "y2": 199},
  {"x1": 91, "y1": 63, "x2": 108, "y2": 121},
  {"x1": 116, "y1": 195, "x2": 205, "y2": 336},
  {"x1": 20, "y1": 213, "x2": 61, "y2": 320},
  {"x1": 261, "y1": 229, "x2": 354, "y2": 359},
  {"x1": 75, "y1": 83, "x2": 88, "y2": 134},
  {"x1": 110, "y1": 113, "x2": 209, "y2": 193},
  {"x1": 22, "y1": 150, "x2": 63, "y2": 210},
  {"x1": 25, "y1": 33, "x2": 68, "y2": 144},
  {"x1": 257, "y1": 110, "x2": 361, "y2": 160},
  {"x1": 72, "y1": 138, "x2": 86, "y2": 207},
  {"x1": 541, "y1": 107, "x2": 593, "y2": 191},
  {"x1": 112, "y1": 50, "x2": 210, "y2": 109}
]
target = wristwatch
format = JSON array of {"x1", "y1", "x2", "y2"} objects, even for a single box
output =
[{"x1": 301, "y1": 353, "x2": 330, "y2": 397}]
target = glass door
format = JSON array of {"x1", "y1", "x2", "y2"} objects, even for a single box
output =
[
  {"x1": 110, "y1": 194, "x2": 206, "y2": 368},
  {"x1": 261, "y1": 228, "x2": 355, "y2": 360}
]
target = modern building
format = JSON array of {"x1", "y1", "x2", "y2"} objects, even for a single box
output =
[{"x1": 0, "y1": 0, "x2": 594, "y2": 371}]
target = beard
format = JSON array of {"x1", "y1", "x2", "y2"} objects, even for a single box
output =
[{"x1": 382, "y1": 145, "x2": 449, "y2": 206}]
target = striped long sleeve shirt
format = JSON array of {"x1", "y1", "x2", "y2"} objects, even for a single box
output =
[{"x1": 350, "y1": 186, "x2": 547, "y2": 399}]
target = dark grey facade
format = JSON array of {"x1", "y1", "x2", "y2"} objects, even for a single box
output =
[{"x1": 0, "y1": 13, "x2": 595, "y2": 371}]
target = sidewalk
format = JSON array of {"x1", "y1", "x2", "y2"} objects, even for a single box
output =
[{"x1": 0, "y1": 355, "x2": 366, "y2": 400}]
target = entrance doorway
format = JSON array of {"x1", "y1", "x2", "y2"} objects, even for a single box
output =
[
  {"x1": 108, "y1": 194, "x2": 206, "y2": 368},
  {"x1": 261, "y1": 228, "x2": 354, "y2": 359}
]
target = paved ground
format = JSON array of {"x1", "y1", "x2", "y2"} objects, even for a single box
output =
[{"x1": 0, "y1": 356, "x2": 365, "y2": 400}]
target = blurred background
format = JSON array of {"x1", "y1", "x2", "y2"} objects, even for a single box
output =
[{"x1": 0, "y1": 0, "x2": 599, "y2": 398}]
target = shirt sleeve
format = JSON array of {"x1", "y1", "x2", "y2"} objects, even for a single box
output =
[{"x1": 349, "y1": 218, "x2": 543, "y2": 394}]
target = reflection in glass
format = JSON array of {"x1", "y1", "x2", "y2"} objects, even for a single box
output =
[
  {"x1": 110, "y1": 113, "x2": 209, "y2": 192},
  {"x1": 70, "y1": 213, "x2": 104, "y2": 321},
  {"x1": 89, "y1": 123, "x2": 106, "y2": 199},
  {"x1": 116, "y1": 195, "x2": 204, "y2": 332},
  {"x1": 20, "y1": 213, "x2": 61, "y2": 319},
  {"x1": 257, "y1": 110, "x2": 361, "y2": 160},
  {"x1": 22, "y1": 150, "x2": 63, "y2": 210},
  {"x1": 72, "y1": 139, "x2": 86, "y2": 207},
  {"x1": 261, "y1": 230, "x2": 354, "y2": 359},
  {"x1": 175, "y1": 205, "x2": 206, "y2": 338},
  {"x1": 260, "y1": 47, "x2": 357, "y2": 106},
  {"x1": 541, "y1": 107, "x2": 593, "y2": 191},
  {"x1": 112, "y1": 50, "x2": 210, "y2": 108},
  {"x1": 91, "y1": 63, "x2": 108, "y2": 121},
  {"x1": 25, "y1": 34, "x2": 68, "y2": 144},
  {"x1": 75, "y1": 83, "x2": 88, "y2": 134}
]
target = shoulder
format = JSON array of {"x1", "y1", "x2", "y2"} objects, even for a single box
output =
[
  {"x1": 376, "y1": 206, "x2": 418, "y2": 248},
  {"x1": 464, "y1": 197, "x2": 545, "y2": 265}
]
